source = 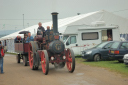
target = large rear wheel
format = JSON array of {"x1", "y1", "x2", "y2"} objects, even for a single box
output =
[
  {"x1": 66, "y1": 48, "x2": 75, "y2": 73},
  {"x1": 28, "y1": 41, "x2": 38, "y2": 70},
  {"x1": 40, "y1": 50, "x2": 49, "y2": 75}
]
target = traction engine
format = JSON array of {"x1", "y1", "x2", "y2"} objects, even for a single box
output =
[{"x1": 28, "y1": 12, "x2": 75, "y2": 75}]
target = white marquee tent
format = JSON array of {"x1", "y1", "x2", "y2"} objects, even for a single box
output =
[
  {"x1": 0, "y1": 10, "x2": 128, "y2": 52},
  {"x1": 1, "y1": 10, "x2": 128, "y2": 40}
]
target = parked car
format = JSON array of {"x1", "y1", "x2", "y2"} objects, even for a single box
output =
[
  {"x1": 82, "y1": 41, "x2": 115, "y2": 61},
  {"x1": 109, "y1": 41, "x2": 128, "y2": 63},
  {"x1": 123, "y1": 54, "x2": 128, "y2": 65}
]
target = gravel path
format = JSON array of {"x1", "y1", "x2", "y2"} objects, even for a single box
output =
[{"x1": 0, "y1": 54, "x2": 128, "y2": 85}]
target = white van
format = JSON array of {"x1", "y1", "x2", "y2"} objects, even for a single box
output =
[{"x1": 61, "y1": 25, "x2": 120, "y2": 56}]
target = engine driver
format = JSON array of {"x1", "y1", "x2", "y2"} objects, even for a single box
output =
[{"x1": 37, "y1": 22, "x2": 45, "y2": 36}]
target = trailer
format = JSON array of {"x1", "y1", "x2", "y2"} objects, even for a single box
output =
[{"x1": 15, "y1": 31, "x2": 30, "y2": 66}]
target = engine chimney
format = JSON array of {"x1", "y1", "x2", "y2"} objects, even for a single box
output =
[{"x1": 51, "y1": 12, "x2": 59, "y2": 35}]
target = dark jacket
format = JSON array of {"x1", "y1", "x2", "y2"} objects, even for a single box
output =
[
  {"x1": 37, "y1": 26, "x2": 45, "y2": 35},
  {"x1": 45, "y1": 29, "x2": 50, "y2": 35}
]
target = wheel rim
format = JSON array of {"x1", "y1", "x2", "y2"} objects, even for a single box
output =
[
  {"x1": 66, "y1": 49, "x2": 73, "y2": 71},
  {"x1": 28, "y1": 43, "x2": 34, "y2": 69},
  {"x1": 41, "y1": 51, "x2": 46, "y2": 74},
  {"x1": 96, "y1": 55, "x2": 100, "y2": 61}
]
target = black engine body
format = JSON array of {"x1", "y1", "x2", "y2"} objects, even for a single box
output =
[{"x1": 49, "y1": 40, "x2": 65, "y2": 54}]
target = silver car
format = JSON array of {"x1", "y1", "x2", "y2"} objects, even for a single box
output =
[{"x1": 123, "y1": 54, "x2": 128, "y2": 65}]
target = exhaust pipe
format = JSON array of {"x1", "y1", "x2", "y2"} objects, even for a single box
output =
[{"x1": 51, "y1": 12, "x2": 59, "y2": 35}]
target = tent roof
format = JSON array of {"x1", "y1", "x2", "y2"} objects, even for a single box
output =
[{"x1": 0, "y1": 10, "x2": 128, "y2": 40}]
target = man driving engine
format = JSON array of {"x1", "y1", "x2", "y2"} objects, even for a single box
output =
[{"x1": 37, "y1": 22, "x2": 45, "y2": 36}]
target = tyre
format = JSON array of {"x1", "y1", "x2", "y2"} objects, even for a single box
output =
[
  {"x1": 118, "y1": 60, "x2": 124, "y2": 63},
  {"x1": 28, "y1": 41, "x2": 39, "y2": 70},
  {"x1": 23, "y1": 56, "x2": 28, "y2": 66},
  {"x1": 16, "y1": 54, "x2": 20, "y2": 63},
  {"x1": 66, "y1": 48, "x2": 75, "y2": 73},
  {"x1": 94, "y1": 54, "x2": 101, "y2": 61},
  {"x1": 41, "y1": 50, "x2": 49, "y2": 75}
]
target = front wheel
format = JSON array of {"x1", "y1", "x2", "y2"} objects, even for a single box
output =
[
  {"x1": 66, "y1": 48, "x2": 75, "y2": 73},
  {"x1": 40, "y1": 50, "x2": 49, "y2": 75},
  {"x1": 94, "y1": 54, "x2": 101, "y2": 61}
]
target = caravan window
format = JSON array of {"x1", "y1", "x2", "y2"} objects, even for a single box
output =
[
  {"x1": 67, "y1": 36, "x2": 76, "y2": 44},
  {"x1": 82, "y1": 32, "x2": 98, "y2": 40}
]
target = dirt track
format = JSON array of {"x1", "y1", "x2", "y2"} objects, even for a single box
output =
[{"x1": 0, "y1": 54, "x2": 128, "y2": 85}]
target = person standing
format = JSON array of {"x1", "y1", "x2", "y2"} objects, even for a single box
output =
[
  {"x1": 45, "y1": 26, "x2": 50, "y2": 35},
  {"x1": 37, "y1": 22, "x2": 45, "y2": 36},
  {"x1": 0, "y1": 41, "x2": 4, "y2": 74}
]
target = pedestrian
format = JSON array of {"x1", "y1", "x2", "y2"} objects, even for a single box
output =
[
  {"x1": 37, "y1": 22, "x2": 45, "y2": 36},
  {"x1": 0, "y1": 41, "x2": 4, "y2": 74}
]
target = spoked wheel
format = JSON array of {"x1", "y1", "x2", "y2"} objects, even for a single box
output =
[
  {"x1": 28, "y1": 42, "x2": 38, "y2": 70},
  {"x1": 28, "y1": 42, "x2": 34, "y2": 69},
  {"x1": 16, "y1": 54, "x2": 20, "y2": 63},
  {"x1": 40, "y1": 50, "x2": 49, "y2": 75},
  {"x1": 66, "y1": 48, "x2": 75, "y2": 73},
  {"x1": 23, "y1": 55, "x2": 28, "y2": 66}
]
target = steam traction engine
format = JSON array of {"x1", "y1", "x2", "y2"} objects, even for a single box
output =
[{"x1": 28, "y1": 12, "x2": 75, "y2": 75}]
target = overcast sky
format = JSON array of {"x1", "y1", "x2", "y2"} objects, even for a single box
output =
[{"x1": 0, "y1": 0, "x2": 128, "y2": 34}]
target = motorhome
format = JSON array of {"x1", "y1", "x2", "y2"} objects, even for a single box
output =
[{"x1": 61, "y1": 24, "x2": 120, "y2": 56}]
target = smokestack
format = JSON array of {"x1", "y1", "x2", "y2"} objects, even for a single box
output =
[{"x1": 51, "y1": 12, "x2": 59, "y2": 35}]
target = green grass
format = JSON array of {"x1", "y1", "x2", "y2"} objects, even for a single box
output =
[
  {"x1": 76, "y1": 58, "x2": 128, "y2": 76},
  {"x1": 5, "y1": 52, "x2": 17, "y2": 55}
]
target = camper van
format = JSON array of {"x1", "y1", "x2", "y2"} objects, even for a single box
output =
[{"x1": 61, "y1": 25, "x2": 120, "y2": 56}]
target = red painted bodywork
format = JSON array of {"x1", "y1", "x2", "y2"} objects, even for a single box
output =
[
  {"x1": 54, "y1": 35, "x2": 59, "y2": 39},
  {"x1": 37, "y1": 50, "x2": 66, "y2": 63}
]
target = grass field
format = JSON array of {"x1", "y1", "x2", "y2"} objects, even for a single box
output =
[
  {"x1": 76, "y1": 57, "x2": 128, "y2": 76},
  {"x1": 5, "y1": 52, "x2": 17, "y2": 55}
]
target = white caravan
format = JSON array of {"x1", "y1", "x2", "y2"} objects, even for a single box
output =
[{"x1": 61, "y1": 25, "x2": 120, "y2": 56}]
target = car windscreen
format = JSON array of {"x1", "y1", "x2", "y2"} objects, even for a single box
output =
[
  {"x1": 63, "y1": 36, "x2": 69, "y2": 43},
  {"x1": 111, "y1": 42, "x2": 120, "y2": 49},
  {"x1": 96, "y1": 42, "x2": 108, "y2": 48}
]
